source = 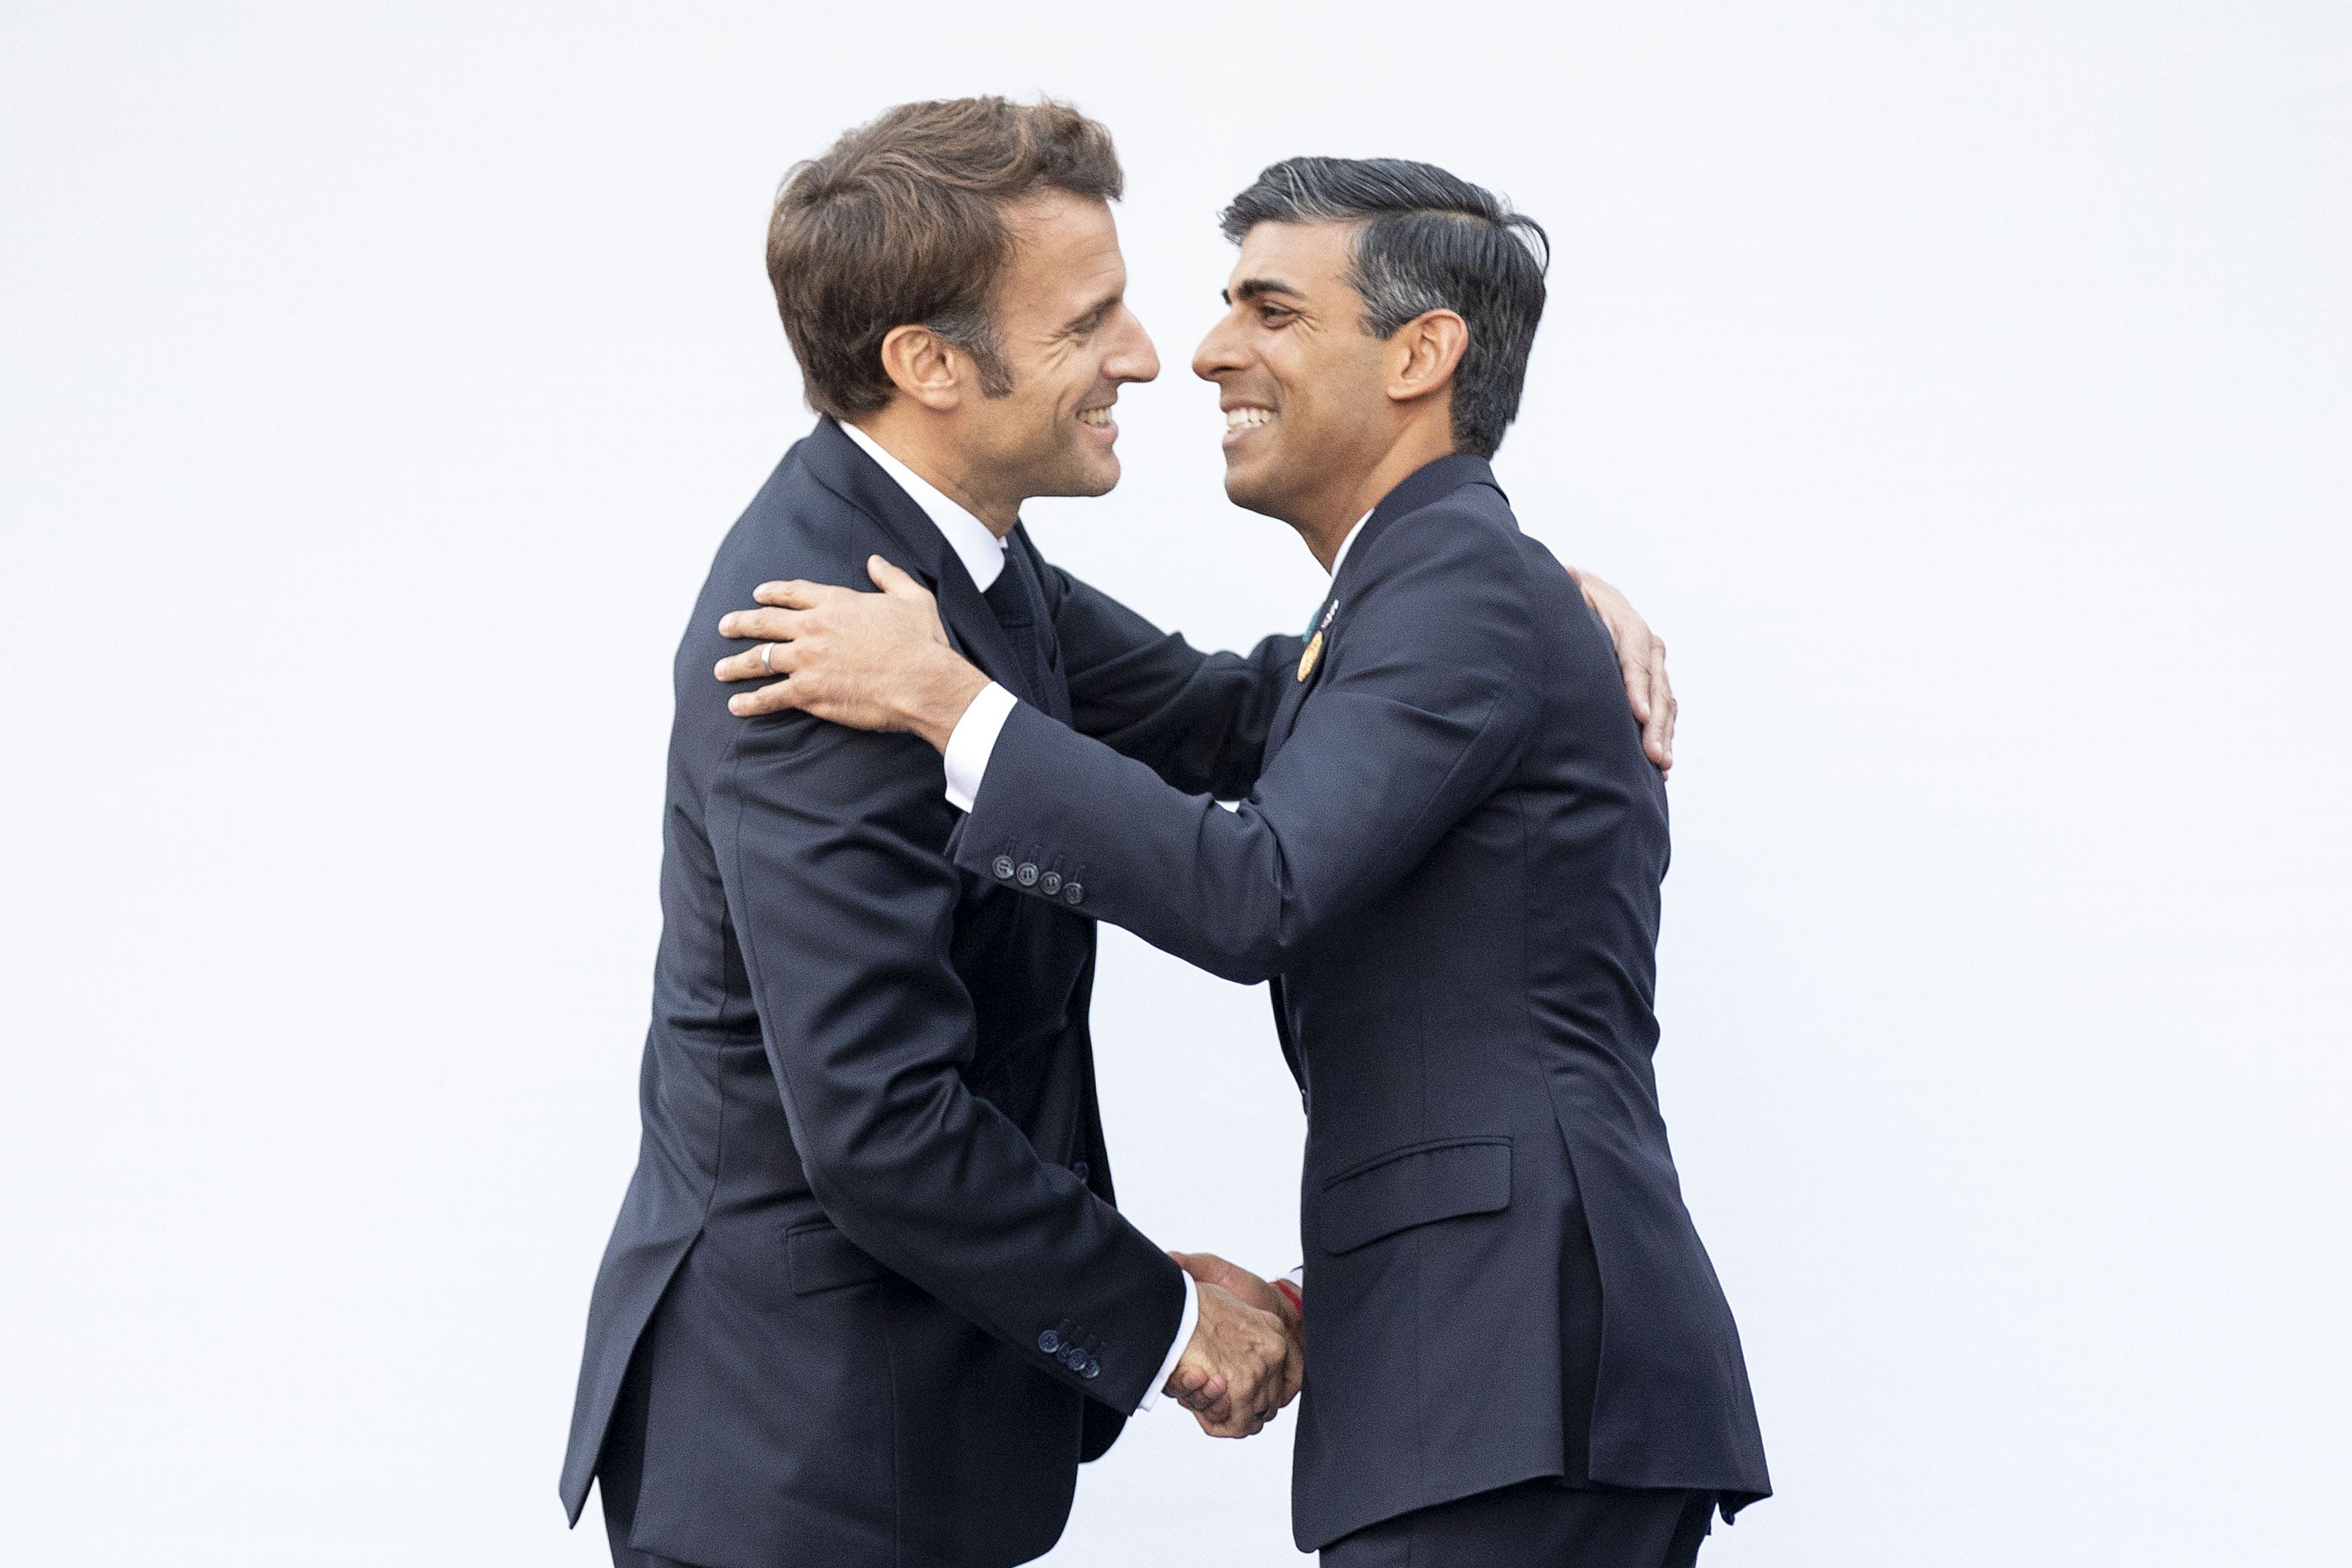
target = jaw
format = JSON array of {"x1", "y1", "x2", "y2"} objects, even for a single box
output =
[{"x1": 1219, "y1": 442, "x2": 1291, "y2": 518}]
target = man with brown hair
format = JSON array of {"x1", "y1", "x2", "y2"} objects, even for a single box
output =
[{"x1": 560, "y1": 99, "x2": 1676, "y2": 1568}]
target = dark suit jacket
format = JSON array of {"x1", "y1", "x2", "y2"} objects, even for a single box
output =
[
  {"x1": 559, "y1": 419, "x2": 1294, "y2": 1568},
  {"x1": 952, "y1": 454, "x2": 1772, "y2": 1550}
]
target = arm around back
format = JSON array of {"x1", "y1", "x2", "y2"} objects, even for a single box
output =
[{"x1": 960, "y1": 506, "x2": 1542, "y2": 983}]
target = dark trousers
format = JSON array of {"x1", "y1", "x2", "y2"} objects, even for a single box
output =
[
  {"x1": 596, "y1": 1332, "x2": 706, "y2": 1568},
  {"x1": 1321, "y1": 1480, "x2": 1715, "y2": 1568}
]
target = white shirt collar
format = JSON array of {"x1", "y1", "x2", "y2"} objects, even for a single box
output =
[
  {"x1": 839, "y1": 420, "x2": 1007, "y2": 591},
  {"x1": 1326, "y1": 509, "x2": 1374, "y2": 580}
]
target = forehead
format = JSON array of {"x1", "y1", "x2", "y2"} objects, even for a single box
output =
[
  {"x1": 1227, "y1": 220, "x2": 1359, "y2": 296},
  {"x1": 998, "y1": 191, "x2": 1125, "y2": 308}
]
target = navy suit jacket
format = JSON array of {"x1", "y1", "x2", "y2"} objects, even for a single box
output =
[
  {"x1": 560, "y1": 420, "x2": 1297, "y2": 1568},
  {"x1": 954, "y1": 455, "x2": 1772, "y2": 1549}
]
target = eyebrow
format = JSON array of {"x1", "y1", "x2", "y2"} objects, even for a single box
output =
[{"x1": 1222, "y1": 278, "x2": 1306, "y2": 305}]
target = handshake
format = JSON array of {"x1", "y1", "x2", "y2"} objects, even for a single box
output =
[{"x1": 1161, "y1": 1252, "x2": 1304, "y2": 1439}]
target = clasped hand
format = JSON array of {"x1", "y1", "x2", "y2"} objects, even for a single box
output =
[
  {"x1": 1160, "y1": 1251, "x2": 1303, "y2": 1439},
  {"x1": 714, "y1": 556, "x2": 984, "y2": 751}
]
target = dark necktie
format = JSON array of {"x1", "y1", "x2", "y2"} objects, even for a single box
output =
[{"x1": 980, "y1": 537, "x2": 1062, "y2": 713}]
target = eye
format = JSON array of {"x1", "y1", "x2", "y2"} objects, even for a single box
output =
[{"x1": 1256, "y1": 304, "x2": 1294, "y2": 327}]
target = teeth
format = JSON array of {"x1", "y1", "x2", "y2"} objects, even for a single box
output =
[
  {"x1": 1224, "y1": 407, "x2": 1273, "y2": 431},
  {"x1": 1076, "y1": 407, "x2": 1112, "y2": 426}
]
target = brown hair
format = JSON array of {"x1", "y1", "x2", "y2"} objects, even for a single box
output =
[{"x1": 766, "y1": 98, "x2": 1123, "y2": 419}]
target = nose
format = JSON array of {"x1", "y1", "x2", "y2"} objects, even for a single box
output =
[
  {"x1": 1106, "y1": 306, "x2": 1159, "y2": 385},
  {"x1": 1192, "y1": 308, "x2": 1246, "y2": 384}
]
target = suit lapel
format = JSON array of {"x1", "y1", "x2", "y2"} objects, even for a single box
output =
[
  {"x1": 800, "y1": 418, "x2": 1038, "y2": 709},
  {"x1": 1263, "y1": 598, "x2": 1332, "y2": 766},
  {"x1": 1261, "y1": 454, "x2": 1508, "y2": 767},
  {"x1": 1005, "y1": 526, "x2": 1073, "y2": 725}
]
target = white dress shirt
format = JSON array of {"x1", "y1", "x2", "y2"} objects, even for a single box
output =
[{"x1": 842, "y1": 419, "x2": 1197, "y2": 1409}]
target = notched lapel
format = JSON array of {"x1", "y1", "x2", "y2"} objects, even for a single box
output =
[
  {"x1": 929, "y1": 563, "x2": 1037, "y2": 712},
  {"x1": 800, "y1": 418, "x2": 1042, "y2": 712}
]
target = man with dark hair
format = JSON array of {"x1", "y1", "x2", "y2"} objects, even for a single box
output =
[
  {"x1": 560, "y1": 98, "x2": 1305, "y2": 1568},
  {"x1": 717, "y1": 155, "x2": 1768, "y2": 1566}
]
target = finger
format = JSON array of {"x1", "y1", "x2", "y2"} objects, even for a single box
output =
[
  {"x1": 726, "y1": 678, "x2": 800, "y2": 718},
  {"x1": 714, "y1": 641, "x2": 800, "y2": 684},
  {"x1": 1619, "y1": 644, "x2": 1652, "y2": 725},
  {"x1": 717, "y1": 606, "x2": 806, "y2": 642},
  {"x1": 1170, "y1": 1363, "x2": 1222, "y2": 1410},
  {"x1": 1646, "y1": 645, "x2": 1676, "y2": 772},
  {"x1": 1173, "y1": 1251, "x2": 1238, "y2": 1290},
  {"x1": 867, "y1": 555, "x2": 927, "y2": 598},
  {"x1": 751, "y1": 579, "x2": 842, "y2": 609}
]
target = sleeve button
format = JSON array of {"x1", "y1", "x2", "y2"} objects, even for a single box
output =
[
  {"x1": 1062, "y1": 882, "x2": 1084, "y2": 905},
  {"x1": 1039, "y1": 872, "x2": 1062, "y2": 896},
  {"x1": 1017, "y1": 862, "x2": 1040, "y2": 887},
  {"x1": 1037, "y1": 1330, "x2": 1061, "y2": 1354},
  {"x1": 993, "y1": 856, "x2": 1017, "y2": 881}
]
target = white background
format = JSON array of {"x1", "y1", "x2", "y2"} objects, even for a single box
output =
[{"x1": 3, "y1": 3, "x2": 2346, "y2": 1563}]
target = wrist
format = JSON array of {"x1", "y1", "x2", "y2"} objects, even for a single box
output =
[
  {"x1": 906, "y1": 648, "x2": 990, "y2": 753},
  {"x1": 1270, "y1": 1277, "x2": 1303, "y2": 1337}
]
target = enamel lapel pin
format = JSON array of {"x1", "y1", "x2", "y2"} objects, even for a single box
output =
[{"x1": 1298, "y1": 597, "x2": 1338, "y2": 682}]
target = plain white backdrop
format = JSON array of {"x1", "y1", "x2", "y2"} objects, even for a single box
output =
[{"x1": 3, "y1": 3, "x2": 2346, "y2": 1563}]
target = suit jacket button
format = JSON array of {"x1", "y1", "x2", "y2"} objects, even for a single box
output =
[
  {"x1": 1017, "y1": 862, "x2": 1040, "y2": 887},
  {"x1": 1038, "y1": 1330, "x2": 1061, "y2": 1354},
  {"x1": 1080, "y1": 1357, "x2": 1100, "y2": 1380},
  {"x1": 1062, "y1": 882, "x2": 1084, "y2": 905},
  {"x1": 994, "y1": 856, "x2": 1017, "y2": 881},
  {"x1": 1070, "y1": 1160, "x2": 1088, "y2": 1181},
  {"x1": 1039, "y1": 872, "x2": 1062, "y2": 896}
]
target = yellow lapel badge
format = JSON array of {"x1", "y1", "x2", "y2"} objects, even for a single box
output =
[
  {"x1": 1297, "y1": 631, "x2": 1323, "y2": 682},
  {"x1": 1297, "y1": 598, "x2": 1337, "y2": 682}
]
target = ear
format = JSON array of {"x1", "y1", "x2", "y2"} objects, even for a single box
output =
[
  {"x1": 877, "y1": 324, "x2": 969, "y2": 412},
  {"x1": 1385, "y1": 309, "x2": 1469, "y2": 408}
]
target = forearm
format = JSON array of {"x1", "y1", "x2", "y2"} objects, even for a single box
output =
[
  {"x1": 714, "y1": 716, "x2": 1185, "y2": 1408},
  {"x1": 1051, "y1": 572, "x2": 1299, "y2": 796}
]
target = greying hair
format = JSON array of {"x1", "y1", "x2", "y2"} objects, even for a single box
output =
[{"x1": 1218, "y1": 157, "x2": 1549, "y2": 459}]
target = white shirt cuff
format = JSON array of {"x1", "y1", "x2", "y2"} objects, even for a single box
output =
[
  {"x1": 942, "y1": 681, "x2": 1018, "y2": 813},
  {"x1": 1134, "y1": 1269, "x2": 1198, "y2": 1413}
]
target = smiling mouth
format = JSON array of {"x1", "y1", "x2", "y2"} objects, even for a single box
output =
[
  {"x1": 1224, "y1": 406, "x2": 1273, "y2": 432},
  {"x1": 1076, "y1": 406, "x2": 1114, "y2": 427}
]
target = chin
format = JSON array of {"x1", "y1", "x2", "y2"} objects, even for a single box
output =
[
  {"x1": 1064, "y1": 448, "x2": 1120, "y2": 497},
  {"x1": 1220, "y1": 459, "x2": 1283, "y2": 519}
]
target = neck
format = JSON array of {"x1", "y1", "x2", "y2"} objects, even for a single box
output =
[
  {"x1": 850, "y1": 404, "x2": 1021, "y2": 538},
  {"x1": 1290, "y1": 415, "x2": 1459, "y2": 572}
]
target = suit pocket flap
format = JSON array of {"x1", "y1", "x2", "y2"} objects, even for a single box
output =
[
  {"x1": 786, "y1": 1221, "x2": 889, "y2": 1295},
  {"x1": 1318, "y1": 1136, "x2": 1512, "y2": 1256}
]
